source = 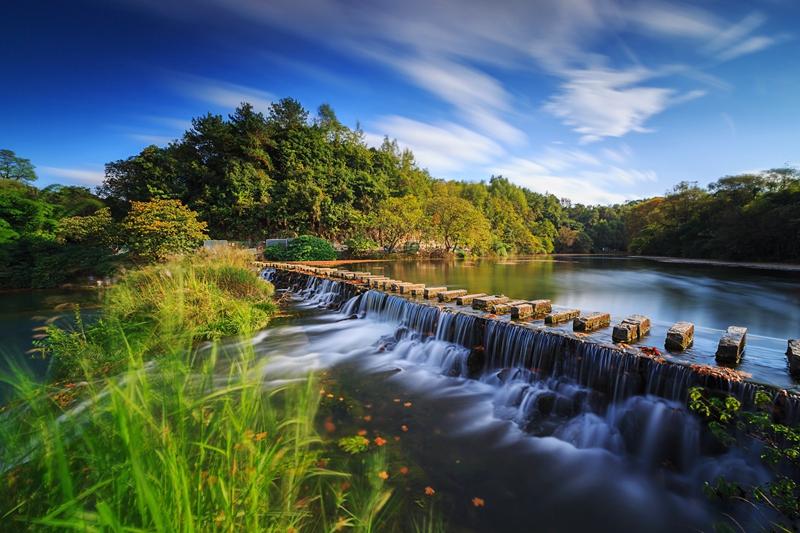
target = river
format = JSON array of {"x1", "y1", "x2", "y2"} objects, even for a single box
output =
[{"x1": 2, "y1": 257, "x2": 799, "y2": 531}]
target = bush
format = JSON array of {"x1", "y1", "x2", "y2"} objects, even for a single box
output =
[
  {"x1": 262, "y1": 243, "x2": 288, "y2": 261},
  {"x1": 286, "y1": 236, "x2": 337, "y2": 261}
]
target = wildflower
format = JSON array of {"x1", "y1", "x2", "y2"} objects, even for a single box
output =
[
  {"x1": 357, "y1": 429, "x2": 367, "y2": 436},
  {"x1": 244, "y1": 430, "x2": 254, "y2": 439},
  {"x1": 320, "y1": 390, "x2": 326, "y2": 394},
  {"x1": 253, "y1": 431, "x2": 267, "y2": 441},
  {"x1": 404, "y1": 402, "x2": 412, "y2": 407},
  {"x1": 339, "y1": 397, "x2": 344, "y2": 401},
  {"x1": 472, "y1": 497, "x2": 485, "y2": 507},
  {"x1": 400, "y1": 467, "x2": 408, "y2": 474},
  {"x1": 393, "y1": 398, "x2": 401, "y2": 402},
  {"x1": 425, "y1": 486, "x2": 435, "y2": 495},
  {"x1": 374, "y1": 437, "x2": 387, "y2": 446},
  {"x1": 327, "y1": 394, "x2": 334, "y2": 398},
  {"x1": 363, "y1": 415, "x2": 371, "y2": 421},
  {"x1": 401, "y1": 425, "x2": 408, "y2": 432},
  {"x1": 378, "y1": 471, "x2": 389, "y2": 480}
]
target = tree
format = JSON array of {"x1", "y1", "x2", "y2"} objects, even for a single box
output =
[
  {"x1": 122, "y1": 199, "x2": 208, "y2": 262},
  {"x1": 424, "y1": 196, "x2": 491, "y2": 252},
  {"x1": 370, "y1": 196, "x2": 424, "y2": 253},
  {"x1": 0, "y1": 150, "x2": 37, "y2": 183}
]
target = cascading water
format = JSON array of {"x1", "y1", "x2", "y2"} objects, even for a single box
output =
[{"x1": 261, "y1": 270, "x2": 796, "y2": 531}]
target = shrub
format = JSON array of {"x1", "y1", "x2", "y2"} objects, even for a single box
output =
[{"x1": 286, "y1": 236, "x2": 337, "y2": 261}]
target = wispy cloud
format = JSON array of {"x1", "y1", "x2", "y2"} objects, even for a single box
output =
[
  {"x1": 173, "y1": 75, "x2": 276, "y2": 113},
  {"x1": 38, "y1": 166, "x2": 105, "y2": 187},
  {"x1": 365, "y1": 116, "x2": 505, "y2": 173}
]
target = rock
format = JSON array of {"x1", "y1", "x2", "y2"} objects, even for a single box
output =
[
  {"x1": 787, "y1": 339, "x2": 800, "y2": 377},
  {"x1": 529, "y1": 299, "x2": 552, "y2": 314},
  {"x1": 511, "y1": 303, "x2": 534, "y2": 319},
  {"x1": 363, "y1": 276, "x2": 388, "y2": 285},
  {"x1": 473, "y1": 295, "x2": 510, "y2": 311},
  {"x1": 612, "y1": 314, "x2": 651, "y2": 342},
  {"x1": 545, "y1": 310, "x2": 580, "y2": 324},
  {"x1": 492, "y1": 300, "x2": 528, "y2": 315},
  {"x1": 573, "y1": 312, "x2": 611, "y2": 331},
  {"x1": 715, "y1": 326, "x2": 747, "y2": 364},
  {"x1": 456, "y1": 293, "x2": 487, "y2": 306},
  {"x1": 376, "y1": 279, "x2": 398, "y2": 288},
  {"x1": 438, "y1": 289, "x2": 468, "y2": 302},
  {"x1": 423, "y1": 286, "x2": 448, "y2": 298},
  {"x1": 410, "y1": 287, "x2": 427, "y2": 296},
  {"x1": 400, "y1": 283, "x2": 425, "y2": 294},
  {"x1": 665, "y1": 322, "x2": 694, "y2": 351},
  {"x1": 390, "y1": 282, "x2": 413, "y2": 292}
]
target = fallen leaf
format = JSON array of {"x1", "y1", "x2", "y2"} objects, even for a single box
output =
[
  {"x1": 472, "y1": 497, "x2": 485, "y2": 507},
  {"x1": 357, "y1": 430, "x2": 367, "y2": 436},
  {"x1": 404, "y1": 402, "x2": 412, "y2": 407},
  {"x1": 425, "y1": 486, "x2": 435, "y2": 495},
  {"x1": 401, "y1": 425, "x2": 408, "y2": 432},
  {"x1": 364, "y1": 415, "x2": 372, "y2": 421}
]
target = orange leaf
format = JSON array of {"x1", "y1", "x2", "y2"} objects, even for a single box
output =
[{"x1": 472, "y1": 497, "x2": 485, "y2": 507}]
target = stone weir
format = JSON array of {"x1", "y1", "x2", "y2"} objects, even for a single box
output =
[{"x1": 260, "y1": 264, "x2": 800, "y2": 424}]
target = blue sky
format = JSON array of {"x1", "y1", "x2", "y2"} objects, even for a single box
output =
[{"x1": 2, "y1": 0, "x2": 798, "y2": 204}]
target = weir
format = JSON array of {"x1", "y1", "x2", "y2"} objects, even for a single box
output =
[{"x1": 263, "y1": 265, "x2": 800, "y2": 478}]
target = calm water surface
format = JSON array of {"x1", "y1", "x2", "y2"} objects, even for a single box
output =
[{"x1": 346, "y1": 256, "x2": 800, "y2": 389}]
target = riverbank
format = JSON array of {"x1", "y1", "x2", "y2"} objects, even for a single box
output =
[{"x1": 639, "y1": 255, "x2": 800, "y2": 271}]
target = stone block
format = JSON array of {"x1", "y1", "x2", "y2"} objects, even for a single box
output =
[
  {"x1": 665, "y1": 322, "x2": 694, "y2": 351},
  {"x1": 379, "y1": 279, "x2": 398, "y2": 289},
  {"x1": 390, "y1": 282, "x2": 413, "y2": 292},
  {"x1": 545, "y1": 310, "x2": 580, "y2": 324},
  {"x1": 612, "y1": 314, "x2": 651, "y2": 342},
  {"x1": 511, "y1": 303, "x2": 534, "y2": 319},
  {"x1": 456, "y1": 293, "x2": 487, "y2": 306},
  {"x1": 410, "y1": 287, "x2": 427, "y2": 296},
  {"x1": 400, "y1": 284, "x2": 425, "y2": 294},
  {"x1": 492, "y1": 300, "x2": 528, "y2": 315},
  {"x1": 473, "y1": 295, "x2": 510, "y2": 310},
  {"x1": 529, "y1": 299, "x2": 552, "y2": 314},
  {"x1": 715, "y1": 326, "x2": 747, "y2": 364},
  {"x1": 788, "y1": 340, "x2": 800, "y2": 377},
  {"x1": 438, "y1": 289, "x2": 468, "y2": 302},
  {"x1": 573, "y1": 312, "x2": 611, "y2": 331},
  {"x1": 423, "y1": 287, "x2": 448, "y2": 298}
]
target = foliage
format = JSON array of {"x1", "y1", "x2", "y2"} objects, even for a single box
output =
[
  {"x1": 369, "y1": 196, "x2": 424, "y2": 253},
  {"x1": 263, "y1": 243, "x2": 289, "y2": 261},
  {"x1": 36, "y1": 248, "x2": 275, "y2": 380},
  {"x1": 285, "y1": 235, "x2": 338, "y2": 261},
  {"x1": 344, "y1": 234, "x2": 380, "y2": 258},
  {"x1": 424, "y1": 196, "x2": 491, "y2": 252},
  {"x1": 689, "y1": 387, "x2": 800, "y2": 531},
  {"x1": 121, "y1": 199, "x2": 208, "y2": 262},
  {"x1": 0, "y1": 149, "x2": 37, "y2": 183},
  {"x1": 338, "y1": 435, "x2": 371, "y2": 454}
]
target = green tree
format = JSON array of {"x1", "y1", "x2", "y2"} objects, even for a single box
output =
[
  {"x1": 370, "y1": 196, "x2": 424, "y2": 253},
  {"x1": 122, "y1": 199, "x2": 208, "y2": 262},
  {"x1": 0, "y1": 149, "x2": 37, "y2": 183},
  {"x1": 424, "y1": 196, "x2": 491, "y2": 252}
]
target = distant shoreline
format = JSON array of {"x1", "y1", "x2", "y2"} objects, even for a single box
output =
[{"x1": 638, "y1": 255, "x2": 800, "y2": 272}]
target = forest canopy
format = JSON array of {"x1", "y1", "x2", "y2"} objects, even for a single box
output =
[{"x1": 2, "y1": 97, "x2": 798, "y2": 288}]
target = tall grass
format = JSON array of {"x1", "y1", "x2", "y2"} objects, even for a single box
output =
[{"x1": 0, "y1": 248, "x2": 415, "y2": 532}]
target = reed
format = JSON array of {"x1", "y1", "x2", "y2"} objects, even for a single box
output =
[{"x1": 0, "y1": 248, "x2": 410, "y2": 532}]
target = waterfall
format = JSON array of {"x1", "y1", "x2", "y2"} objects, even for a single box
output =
[{"x1": 268, "y1": 271, "x2": 799, "y2": 473}]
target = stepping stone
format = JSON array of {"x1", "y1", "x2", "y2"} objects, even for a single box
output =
[
  {"x1": 423, "y1": 287, "x2": 448, "y2": 299},
  {"x1": 438, "y1": 289, "x2": 468, "y2": 302},
  {"x1": 529, "y1": 299, "x2": 552, "y2": 314},
  {"x1": 612, "y1": 314, "x2": 651, "y2": 343},
  {"x1": 473, "y1": 295, "x2": 510, "y2": 311},
  {"x1": 715, "y1": 326, "x2": 747, "y2": 364},
  {"x1": 400, "y1": 283, "x2": 425, "y2": 294},
  {"x1": 545, "y1": 310, "x2": 580, "y2": 324},
  {"x1": 390, "y1": 282, "x2": 413, "y2": 292},
  {"x1": 456, "y1": 293, "x2": 487, "y2": 306},
  {"x1": 573, "y1": 312, "x2": 611, "y2": 331},
  {"x1": 665, "y1": 322, "x2": 694, "y2": 351},
  {"x1": 492, "y1": 300, "x2": 528, "y2": 315},
  {"x1": 510, "y1": 303, "x2": 535, "y2": 319},
  {"x1": 788, "y1": 340, "x2": 800, "y2": 377}
]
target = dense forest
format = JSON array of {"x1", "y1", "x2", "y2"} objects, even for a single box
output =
[{"x1": 1, "y1": 98, "x2": 798, "y2": 288}]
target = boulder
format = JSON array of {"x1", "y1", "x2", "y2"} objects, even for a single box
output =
[
  {"x1": 612, "y1": 314, "x2": 651, "y2": 342},
  {"x1": 715, "y1": 326, "x2": 747, "y2": 364},
  {"x1": 665, "y1": 322, "x2": 694, "y2": 351}
]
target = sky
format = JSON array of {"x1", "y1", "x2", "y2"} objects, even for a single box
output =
[{"x1": 2, "y1": 0, "x2": 798, "y2": 205}]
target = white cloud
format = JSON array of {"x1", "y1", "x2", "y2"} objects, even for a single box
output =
[
  {"x1": 38, "y1": 166, "x2": 105, "y2": 187},
  {"x1": 173, "y1": 75, "x2": 276, "y2": 113},
  {"x1": 544, "y1": 67, "x2": 676, "y2": 141},
  {"x1": 717, "y1": 36, "x2": 775, "y2": 61},
  {"x1": 366, "y1": 116, "x2": 505, "y2": 173}
]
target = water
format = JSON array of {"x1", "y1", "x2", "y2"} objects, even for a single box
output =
[
  {"x1": 257, "y1": 270, "x2": 785, "y2": 532},
  {"x1": 344, "y1": 256, "x2": 800, "y2": 390}
]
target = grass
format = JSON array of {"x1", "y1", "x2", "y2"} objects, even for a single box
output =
[{"x1": 0, "y1": 248, "x2": 448, "y2": 532}]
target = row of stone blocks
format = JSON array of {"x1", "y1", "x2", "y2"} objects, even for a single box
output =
[{"x1": 278, "y1": 266, "x2": 799, "y2": 372}]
